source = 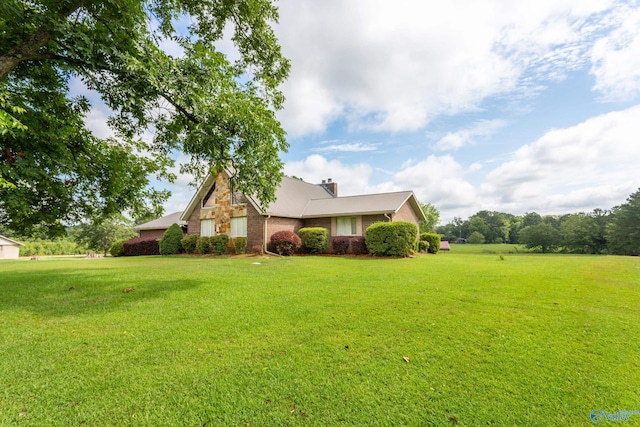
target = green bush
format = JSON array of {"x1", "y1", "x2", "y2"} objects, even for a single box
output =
[
  {"x1": 298, "y1": 227, "x2": 329, "y2": 254},
  {"x1": 467, "y1": 231, "x2": 485, "y2": 245},
  {"x1": 159, "y1": 223, "x2": 184, "y2": 255},
  {"x1": 211, "y1": 235, "x2": 229, "y2": 255},
  {"x1": 365, "y1": 221, "x2": 418, "y2": 257},
  {"x1": 109, "y1": 240, "x2": 126, "y2": 257},
  {"x1": 417, "y1": 240, "x2": 429, "y2": 253},
  {"x1": 233, "y1": 237, "x2": 247, "y2": 255},
  {"x1": 181, "y1": 234, "x2": 198, "y2": 254},
  {"x1": 196, "y1": 236, "x2": 211, "y2": 255},
  {"x1": 420, "y1": 232, "x2": 441, "y2": 254}
]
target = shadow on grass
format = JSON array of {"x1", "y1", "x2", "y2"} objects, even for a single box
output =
[{"x1": 0, "y1": 266, "x2": 201, "y2": 318}]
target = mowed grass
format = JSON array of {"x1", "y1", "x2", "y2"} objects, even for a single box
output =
[{"x1": 0, "y1": 254, "x2": 639, "y2": 426}]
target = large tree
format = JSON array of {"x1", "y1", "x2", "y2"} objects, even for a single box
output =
[
  {"x1": 607, "y1": 188, "x2": 640, "y2": 255},
  {"x1": 419, "y1": 202, "x2": 440, "y2": 233},
  {"x1": 0, "y1": 0, "x2": 289, "y2": 236}
]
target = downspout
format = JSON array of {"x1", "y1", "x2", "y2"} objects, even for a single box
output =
[
  {"x1": 384, "y1": 213, "x2": 391, "y2": 222},
  {"x1": 263, "y1": 215, "x2": 281, "y2": 257}
]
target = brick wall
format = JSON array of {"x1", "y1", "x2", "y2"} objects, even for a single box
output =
[
  {"x1": 266, "y1": 216, "x2": 303, "y2": 238},
  {"x1": 362, "y1": 214, "x2": 388, "y2": 233},
  {"x1": 392, "y1": 202, "x2": 420, "y2": 227},
  {"x1": 246, "y1": 202, "x2": 265, "y2": 250},
  {"x1": 139, "y1": 229, "x2": 166, "y2": 239}
]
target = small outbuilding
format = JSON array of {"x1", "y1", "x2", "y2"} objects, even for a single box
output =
[
  {"x1": 0, "y1": 235, "x2": 24, "y2": 260},
  {"x1": 440, "y1": 241, "x2": 451, "y2": 251}
]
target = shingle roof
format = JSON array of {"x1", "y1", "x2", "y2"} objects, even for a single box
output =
[
  {"x1": 302, "y1": 191, "x2": 416, "y2": 217},
  {"x1": 260, "y1": 176, "x2": 334, "y2": 217},
  {"x1": 180, "y1": 172, "x2": 426, "y2": 221},
  {"x1": 133, "y1": 211, "x2": 186, "y2": 231}
]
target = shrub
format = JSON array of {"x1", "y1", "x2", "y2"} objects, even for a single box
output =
[
  {"x1": 270, "y1": 230, "x2": 301, "y2": 256},
  {"x1": 211, "y1": 234, "x2": 229, "y2": 255},
  {"x1": 196, "y1": 236, "x2": 211, "y2": 255},
  {"x1": 181, "y1": 234, "x2": 198, "y2": 254},
  {"x1": 467, "y1": 231, "x2": 485, "y2": 245},
  {"x1": 123, "y1": 237, "x2": 160, "y2": 256},
  {"x1": 233, "y1": 237, "x2": 247, "y2": 255},
  {"x1": 420, "y1": 232, "x2": 441, "y2": 254},
  {"x1": 159, "y1": 223, "x2": 184, "y2": 255},
  {"x1": 109, "y1": 240, "x2": 126, "y2": 257},
  {"x1": 251, "y1": 244, "x2": 264, "y2": 255},
  {"x1": 331, "y1": 236, "x2": 350, "y2": 255},
  {"x1": 417, "y1": 240, "x2": 429, "y2": 253},
  {"x1": 351, "y1": 236, "x2": 368, "y2": 255},
  {"x1": 298, "y1": 227, "x2": 329, "y2": 254},
  {"x1": 365, "y1": 221, "x2": 417, "y2": 257}
]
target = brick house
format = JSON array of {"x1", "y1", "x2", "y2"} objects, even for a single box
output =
[
  {"x1": 133, "y1": 211, "x2": 187, "y2": 238},
  {"x1": 177, "y1": 169, "x2": 426, "y2": 252}
]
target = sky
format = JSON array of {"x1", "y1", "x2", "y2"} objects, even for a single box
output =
[{"x1": 81, "y1": 0, "x2": 640, "y2": 224}]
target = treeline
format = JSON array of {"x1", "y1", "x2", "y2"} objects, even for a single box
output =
[{"x1": 436, "y1": 188, "x2": 640, "y2": 255}]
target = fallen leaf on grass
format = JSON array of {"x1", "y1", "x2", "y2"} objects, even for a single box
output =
[
  {"x1": 19, "y1": 409, "x2": 27, "y2": 416},
  {"x1": 123, "y1": 288, "x2": 134, "y2": 293},
  {"x1": 449, "y1": 416, "x2": 458, "y2": 423},
  {"x1": 403, "y1": 356, "x2": 410, "y2": 363}
]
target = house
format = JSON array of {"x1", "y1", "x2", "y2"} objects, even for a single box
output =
[
  {"x1": 134, "y1": 169, "x2": 426, "y2": 253},
  {"x1": 177, "y1": 169, "x2": 426, "y2": 253},
  {"x1": 0, "y1": 235, "x2": 24, "y2": 260},
  {"x1": 133, "y1": 211, "x2": 187, "y2": 238}
]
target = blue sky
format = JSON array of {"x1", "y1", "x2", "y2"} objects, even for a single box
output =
[{"x1": 81, "y1": 0, "x2": 640, "y2": 224}]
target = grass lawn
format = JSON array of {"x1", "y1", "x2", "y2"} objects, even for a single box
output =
[{"x1": 0, "y1": 254, "x2": 639, "y2": 426}]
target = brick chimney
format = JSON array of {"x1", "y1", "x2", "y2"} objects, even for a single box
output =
[{"x1": 320, "y1": 178, "x2": 337, "y2": 197}]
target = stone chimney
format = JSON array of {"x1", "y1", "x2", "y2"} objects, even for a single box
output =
[{"x1": 320, "y1": 178, "x2": 337, "y2": 197}]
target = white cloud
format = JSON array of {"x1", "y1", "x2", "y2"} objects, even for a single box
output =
[
  {"x1": 432, "y1": 119, "x2": 507, "y2": 151},
  {"x1": 590, "y1": 5, "x2": 640, "y2": 101},
  {"x1": 283, "y1": 154, "x2": 374, "y2": 195},
  {"x1": 482, "y1": 105, "x2": 640, "y2": 213},
  {"x1": 276, "y1": 0, "x2": 615, "y2": 136},
  {"x1": 314, "y1": 142, "x2": 378, "y2": 153}
]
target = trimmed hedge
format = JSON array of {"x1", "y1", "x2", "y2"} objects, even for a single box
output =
[
  {"x1": 211, "y1": 235, "x2": 229, "y2": 255},
  {"x1": 160, "y1": 223, "x2": 184, "y2": 255},
  {"x1": 365, "y1": 221, "x2": 417, "y2": 257},
  {"x1": 181, "y1": 234, "x2": 198, "y2": 254},
  {"x1": 234, "y1": 237, "x2": 247, "y2": 255},
  {"x1": 331, "y1": 236, "x2": 350, "y2": 255},
  {"x1": 196, "y1": 236, "x2": 211, "y2": 255},
  {"x1": 109, "y1": 240, "x2": 126, "y2": 257},
  {"x1": 298, "y1": 227, "x2": 329, "y2": 254},
  {"x1": 420, "y1": 232, "x2": 441, "y2": 254},
  {"x1": 351, "y1": 236, "x2": 368, "y2": 255},
  {"x1": 270, "y1": 230, "x2": 301, "y2": 256},
  {"x1": 123, "y1": 237, "x2": 160, "y2": 256},
  {"x1": 417, "y1": 240, "x2": 429, "y2": 253}
]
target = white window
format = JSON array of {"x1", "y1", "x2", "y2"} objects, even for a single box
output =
[
  {"x1": 230, "y1": 217, "x2": 247, "y2": 237},
  {"x1": 201, "y1": 219, "x2": 215, "y2": 237},
  {"x1": 337, "y1": 216, "x2": 357, "y2": 236}
]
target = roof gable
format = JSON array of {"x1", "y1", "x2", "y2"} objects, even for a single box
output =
[
  {"x1": 179, "y1": 171, "x2": 426, "y2": 222},
  {"x1": 0, "y1": 235, "x2": 24, "y2": 246}
]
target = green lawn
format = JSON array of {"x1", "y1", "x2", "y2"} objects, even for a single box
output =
[{"x1": 1, "y1": 254, "x2": 639, "y2": 426}]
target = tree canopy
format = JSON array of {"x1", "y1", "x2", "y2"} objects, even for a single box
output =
[
  {"x1": 607, "y1": 188, "x2": 640, "y2": 255},
  {"x1": 1, "y1": 0, "x2": 290, "y2": 236}
]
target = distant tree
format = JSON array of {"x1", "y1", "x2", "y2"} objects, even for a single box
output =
[
  {"x1": 561, "y1": 213, "x2": 608, "y2": 254},
  {"x1": 522, "y1": 212, "x2": 543, "y2": 228},
  {"x1": 452, "y1": 216, "x2": 465, "y2": 239},
  {"x1": 518, "y1": 223, "x2": 561, "y2": 253},
  {"x1": 74, "y1": 216, "x2": 137, "y2": 256},
  {"x1": 419, "y1": 203, "x2": 440, "y2": 233},
  {"x1": 467, "y1": 231, "x2": 485, "y2": 244},
  {"x1": 468, "y1": 216, "x2": 490, "y2": 241},
  {"x1": 607, "y1": 188, "x2": 640, "y2": 255}
]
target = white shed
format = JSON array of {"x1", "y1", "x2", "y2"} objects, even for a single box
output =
[{"x1": 0, "y1": 235, "x2": 24, "y2": 260}]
